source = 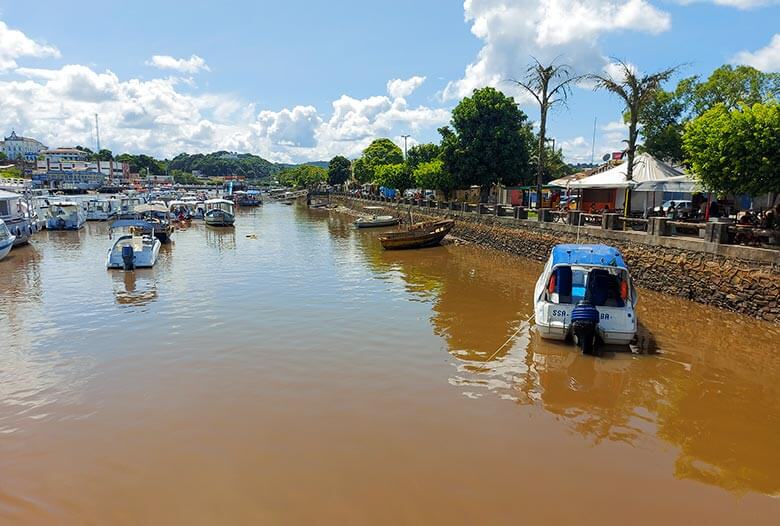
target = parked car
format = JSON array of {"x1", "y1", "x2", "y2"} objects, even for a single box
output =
[{"x1": 650, "y1": 200, "x2": 693, "y2": 216}]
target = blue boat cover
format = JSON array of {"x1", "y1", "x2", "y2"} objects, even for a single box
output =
[{"x1": 550, "y1": 244, "x2": 627, "y2": 269}]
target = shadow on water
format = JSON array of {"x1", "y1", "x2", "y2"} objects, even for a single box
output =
[
  {"x1": 352, "y1": 218, "x2": 780, "y2": 497},
  {"x1": 111, "y1": 270, "x2": 158, "y2": 307}
]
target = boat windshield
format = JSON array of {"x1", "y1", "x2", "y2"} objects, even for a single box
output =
[
  {"x1": 546, "y1": 265, "x2": 631, "y2": 307},
  {"x1": 0, "y1": 222, "x2": 10, "y2": 240}
]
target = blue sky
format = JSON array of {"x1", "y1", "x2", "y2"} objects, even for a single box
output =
[{"x1": 1, "y1": 0, "x2": 779, "y2": 163}]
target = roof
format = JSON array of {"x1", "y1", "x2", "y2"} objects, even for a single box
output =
[
  {"x1": 566, "y1": 153, "x2": 685, "y2": 189},
  {"x1": 205, "y1": 199, "x2": 233, "y2": 205},
  {"x1": 110, "y1": 219, "x2": 155, "y2": 230},
  {"x1": 550, "y1": 244, "x2": 627, "y2": 269},
  {"x1": 0, "y1": 189, "x2": 21, "y2": 200},
  {"x1": 134, "y1": 203, "x2": 169, "y2": 213},
  {"x1": 633, "y1": 174, "x2": 700, "y2": 193}
]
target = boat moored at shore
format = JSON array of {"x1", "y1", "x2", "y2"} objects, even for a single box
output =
[
  {"x1": 84, "y1": 198, "x2": 120, "y2": 221},
  {"x1": 0, "y1": 190, "x2": 39, "y2": 245},
  {"x1": 106, "y1": 220, "x2": 162, "y2": 270},
  {"x1": 534, "y1": 244, "x2": 637, "y2": 355},
  {"x1": 354, "y1": 215, "x2": 400, "y2": 228},
  {"x1": 0, "y1": 219, "x2": 15, "y2": 260}
]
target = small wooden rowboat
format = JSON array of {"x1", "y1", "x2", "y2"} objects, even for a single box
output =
[
  {"x1": 378, "y1": 219, "x2": 454, "y2": 250},
  {"x1": 354, "y1": 215, "x2": 400, "y2": 228}
]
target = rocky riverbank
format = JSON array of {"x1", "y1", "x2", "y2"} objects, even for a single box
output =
[{"x1": 335, "y1": 197, "x2": 780, "y2": 323}]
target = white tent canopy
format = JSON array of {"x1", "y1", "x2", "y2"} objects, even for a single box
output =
[{"x1": 567, "y1": 153, "x2": 687, "y2": 190}]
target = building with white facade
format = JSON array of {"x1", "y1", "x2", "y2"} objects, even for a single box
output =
[
  {"x1": 32, "y1": 160, "x2": 130, "y2": 190},
  {"x1": 39, "y1": 147, "x2": 90, "y2": 163},
  {"x1": 0, "y1": 131, "x2": 48, "y2": 161}
]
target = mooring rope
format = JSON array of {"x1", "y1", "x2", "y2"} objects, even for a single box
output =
[{"x1": 474, "y1": 312, "x2": 535, "y2": 372}]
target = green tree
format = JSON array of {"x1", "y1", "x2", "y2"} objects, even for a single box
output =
[
  {"x1": 406, "y1": 143, "x2": 440, "y2": 172},
  {"x1": 638, "y1": 89, "x2": 686, "y2": 162},
  {"x1": 357, "y1": 138, "x2": 404, "y2": 182},
  {"x1": 413, "y1": 159, "x2": 455, "y2": 199},
  {"x1": 374, "y1": 163, "x2": 413, "y2": 194},
  {"x1": 512, "y1": 58, "x2": 581, "y2": 208},
  {"x1": 94, "y1": 149, "x2": 113, "y2": 161},
  {"x1": 439, "y1": 87, "x2": 533, "y2": 202},
  {"x1": 687, "y1": 65, "x2": 780, "y2": 116},
  {"x1": 683, "y1": 101, "x2": 780, "y2": 197},
  {"x1": 0, "y1": 152, "x2": 7, "y2": 161},
  {"x1": 589, "y1": 60, "x2": 680, "y2": 213},
  {"x1": 530, "y1": 143, "x2": 573, "y2": 183},
  {"x1": 278, "y1": 165, "x2": 328, "y2": 188},
  {"x1": 351, "y1": 158, "x2": 372, "y2": 184},
  {"x1": 327, "y1": 155, "x2": 351, "y2": 186}
]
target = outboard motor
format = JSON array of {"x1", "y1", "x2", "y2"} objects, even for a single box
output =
[
  {"x1": 121, "y1": 245, "x2": 135, "y2": 271},
  {"x1": 570, "y1": 300, "x2": 600, "y2": 356}
]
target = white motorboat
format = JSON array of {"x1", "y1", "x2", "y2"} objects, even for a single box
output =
[
  {"x1": 46, "y1": 201, "x2": 86, "y2": 230},
  {"x1": 0, "y1": 219, "x2": 15, "y2": 261},
  {"x1": 106, "y1": 220, "x2": 162, "y2": 270},
  {"x1": 204, "y1": 199, "x2": 235, "y2": 226},
  {"x1": 0, "y1": 189, "x2": 38, "y2": 245},
  {"x1": 84, "y1": 198, "x2": 119, "y2": 221},
  {"x1": 534, "y1": 244, "x2": 638, "y2": 356},
  {"x1": 354, "y1": 215, "x2": 400, "y2": 228}
]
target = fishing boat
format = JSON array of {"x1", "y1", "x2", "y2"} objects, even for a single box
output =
[
  {"x1": 204, "y1": 199, "x2": 235, "y2": 226},
  {"x1": 378, "y1": 219, "x2": 454, "y2": 250},
  {"x1": 106, "y1": 220, "x2": 162, "y2": 270},
  {"x1": 134, "y1": 203, "x2": 175, "y2": 242},
  {"x1": 46, "y1": 201, "x2": 86, "y2": 230},
  {"x1": 84, "y1": 198, "x2": 119, "y2": 221},
  {"x1": 0, "y1": 190, "x2": 38, "y2": 245},
  {"x1": 534, "y1": 244, "x2": 638, "y2": 356},
  {"x1": 354, "y1": 215, "x2": 400, "y2": 228},
  {"x1": 233, "y1": 190, "x2": 262, "y2": 207},
  {"x1": 0, "y1": 219, "x2": 15, "y2": 261}
]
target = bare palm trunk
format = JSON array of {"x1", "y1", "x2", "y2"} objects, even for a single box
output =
[{"x1": 536, "y1": 105, "x2": 547, "y2": 210}]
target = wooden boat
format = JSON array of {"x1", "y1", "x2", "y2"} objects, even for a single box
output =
[
  {"x1": 378, "y1": 219, "x2": 454, "y2": 250},
  {"x1": 354, "y1": 215, "x2": 400, "y2": 228}
]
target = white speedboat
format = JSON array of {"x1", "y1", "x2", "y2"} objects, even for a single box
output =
[
  {"x1": 354, "y1": 215, "x2": 400, "y2": 228},
  {"x1": 46, "y1": 201, "x2": 86, "y2": 230},
  {"x1": 534, "y1": 244, "x2": 637, "y2": 356},
  {"x1": 204, "y1": 199, "x2": 235, "y2": 226},
  {"x1": 106, "y1": 220, "x2": 162, "y2": 270},
  {"x1": 0, "y1": 219, "x2": 15, "y2": 261},
  {"x1": 0, "y1": 189, "x2": 38, "y2": 245}
]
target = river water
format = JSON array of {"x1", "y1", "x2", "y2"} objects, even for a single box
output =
[{"x1": 1, "y1": 202, "x2": 778, "y2": 524}]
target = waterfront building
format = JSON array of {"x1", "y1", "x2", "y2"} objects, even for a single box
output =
[
  {"x1": 32, "y1": 160, "x2": 130, "y2": 190},
  {"x1": 39, "y1": 147, "x2": 90, "y2": 163},
  {"x1": 0, "y1": 131, "x2": 47, "y2": 161}
]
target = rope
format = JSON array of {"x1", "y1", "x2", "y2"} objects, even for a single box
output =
[{"x1": 474, "y1": 312, "x2": 535, "y2": 372}]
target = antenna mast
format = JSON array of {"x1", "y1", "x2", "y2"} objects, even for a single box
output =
[{"x1": 95, "y1": 113, "x2": 101, "y2": 152}]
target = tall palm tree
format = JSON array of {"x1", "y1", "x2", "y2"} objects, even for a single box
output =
[
  {"x1": 512, "y1": 58, "x2": 581, "y2": 209},
  {"x1": 588, "y1": 60, "x2": 680, "y2": 216}
]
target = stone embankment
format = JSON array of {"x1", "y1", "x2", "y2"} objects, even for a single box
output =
[{"x1": 337, "y1": 196, "x2": 780, "y2": 323}]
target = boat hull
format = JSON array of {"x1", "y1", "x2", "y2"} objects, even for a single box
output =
[
  {"x1": 4, "y1": 218, "x2": 36, "y2": 246},
  {"x1": 46, "y1": 213, "x2": 86, "y2": 230},
  {"x1": 106, "y1": 235, "x2": 162, "y2": 269},
  {"x1": 355, "y1": 217, "x2": 400, "y2": 228},
  {"x1": 204, "y1": 211, "x2": 235, "y2": 226},
  {"x1": 0, "y1": 237, "x2": 14, "y2": 260},
  {"x1": 379, "y1": 220, "x2": 454, "y2": 250}
]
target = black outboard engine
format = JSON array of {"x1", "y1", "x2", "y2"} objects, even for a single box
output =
[
  {"x1": 121, "y1": 245, "x2": 135, "y2": 271},
  {"x1": 570, "y1": 300, "x2": 600, "y2": 356}
]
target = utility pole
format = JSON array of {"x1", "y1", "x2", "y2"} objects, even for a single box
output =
[
  {"x1": 401, "y1": 134, "x2": 411, "y2": 160},
  {"x1": 95, "y1": 113, "x2": 101, "y2": 153},
  {"x1": 590, "y1": 116, "x2": 597, "y2": 166}
]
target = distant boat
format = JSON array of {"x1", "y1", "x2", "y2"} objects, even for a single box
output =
[
  {"x1": 204, "y1": 199, "x2": 235, "y2": 226},
  {"x1": 84, "y1": 198, "x2": 119, "y2": 221},
  {"x1": 0, "y1": 189, "x2": 38, "y2": 244},
  {"x1": 378, "y1": 219, "x2": 454, "y2": 250},
  {"x1": 0, "y1": 219, "x2": 16, "y2": 261},
  {"x1": 134, "y1": 203, "x2": 175, "y2": 242},
  {"x1": 46, "y1": 201, "x2": 86, "y2": 230},
  {"x1": 534, "y1": 244, "x2": 638, "y2": 356},
  {"x1": 354, "y1": 215, "x2": 400, "y2": 228},
  {"x1": 106, "y1": 220, "x2": 162, "y2": 270}
]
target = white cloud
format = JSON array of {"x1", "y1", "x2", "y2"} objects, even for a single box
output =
[
  {"x1": 255, "y1": 106, "x2": 322, "y2": 147},
  {"x1": 732, "y1": 34, "x2": 780, "y2": 72},
  {"x1": 0, "y1": 20, "x2": 59, "y2": 71},
  {"x1": 386, "y1": 76, "x2": 426, "y2": 98},
  {"x1": 443, "y1": 0, "x2": 671, "y2": 101},
  {"x1": 145, "y1": 54, "x2": 210, "y2": 74}
]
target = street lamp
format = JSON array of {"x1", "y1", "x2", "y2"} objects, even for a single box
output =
[{"x1": 401, "y1": 134, "x2": 410, "y2": 160}]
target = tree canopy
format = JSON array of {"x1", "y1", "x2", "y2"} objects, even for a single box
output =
[
  {"x1": 327, "y1": 155, "x2": 351, "y2": 185},
  {"x1": 683, "y1": 101, "x2": 780, "y2": 196},
  {"x1": 374, "y1": 163, "x2": 413, "y2": 193},
  {"x1": 413, "y1": 159, "x2": 455, "y2": 199},
  {"x1": 277, "y1": 165, "x2": 328, "y2": 188},
  {"x1": 406, "y1": 143, "x2": 440, "y2": 172},
  {"x1": 439, "y1": 87, "x2": 533, "y2": 199}
]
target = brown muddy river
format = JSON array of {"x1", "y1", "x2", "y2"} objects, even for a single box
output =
[{"x1": 1, "y1": 202, "x2": 779, "y2": 524}]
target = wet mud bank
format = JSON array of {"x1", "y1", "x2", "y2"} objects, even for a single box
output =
[{"x1": 336, "y1": 197, "x2": 780, "y2": 323}]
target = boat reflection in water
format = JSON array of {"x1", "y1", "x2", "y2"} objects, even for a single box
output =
[
  {"x1": 112, "y1": 271, "x2": 158, "y2": 307},
  {"x1": 205, "y1": 224, "x2": 236, "y2": 251},
  {"x1": 367, "y1": 238, "x2": 780, "y2": 497}
]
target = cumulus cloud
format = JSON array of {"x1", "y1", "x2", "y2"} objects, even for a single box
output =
[
  {"x1": 255, "y1": 106, "x2": 322, "y2": 147},
  {"x1": 145, "y1": 54, "x2": 210, "y2": 74},
  {"x1": 386, "y1": 76, "x2": 426, "y2": 98},
  {"x1": 0, "y1": 20, "x2": 59, "y2": 71},
  {"x1": 442, "y1": 0, "x2": 671, "y2": 101},
  {"x1": 677, "y1": 0, "x2": 779, "y2": 8},
  {"x1": 732, "y1": 34, "x2": 780, "y2": 72}
]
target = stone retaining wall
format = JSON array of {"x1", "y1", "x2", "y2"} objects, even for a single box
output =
[{"x1": 338, "y1": 197, "x2": 780, "y2": 323}]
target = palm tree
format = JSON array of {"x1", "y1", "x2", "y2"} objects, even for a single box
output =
[
  {"x1": 588, "y1": 60, "x2": 680, "y2": 216},
  {"x1": 512, "y1": 58, "x2": 581, "y2": 209}
]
